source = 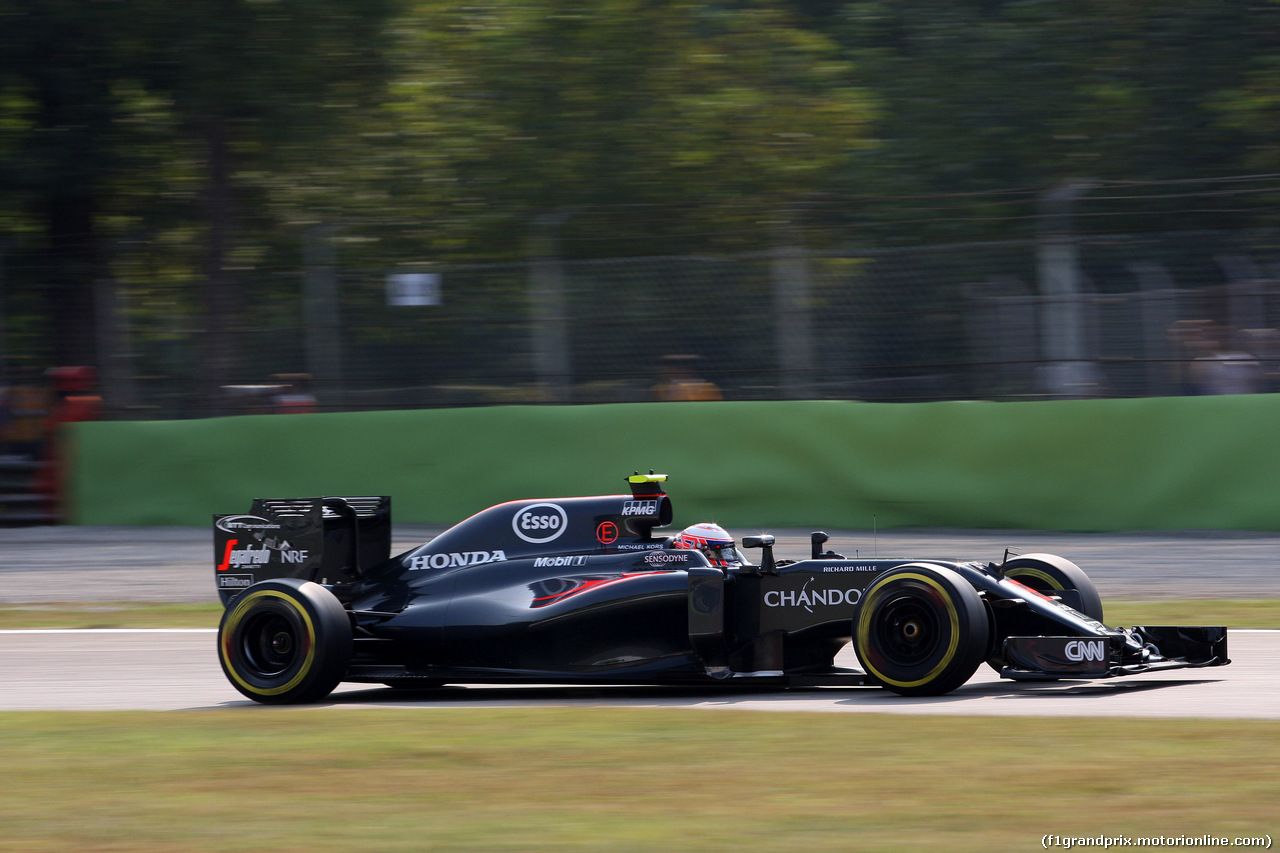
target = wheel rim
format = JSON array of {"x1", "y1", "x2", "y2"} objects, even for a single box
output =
[
  {"x1": 870, "y1": 595, "x2": 942, "y2": 667},
  {"x1": 242, "y1": 611, "x2": 303, "y2": 677},
  {"x1": 223, "y1": 594, "x2": 315, "y2": 688}
]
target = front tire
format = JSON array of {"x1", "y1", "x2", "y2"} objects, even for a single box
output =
[
  {"x1": 986, "y1": 554, "x2": 1104, "y2": 675},
  {"x1": 218, "y1": 579, "x2": 353, "y2": 704},
  {"x1": 1001, "y1": 554, "x2": 1103, "y2": 622},
  {"x1": 854, "y1": 564, "x2": 989, "y2": 696}
]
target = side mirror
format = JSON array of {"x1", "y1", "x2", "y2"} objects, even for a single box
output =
[
  {"x1": 741, "y1": 535, "x2": 776, "y2": 575},
  {"x1": 810, "y1": 531, "x2": 846, "y2": 560}
]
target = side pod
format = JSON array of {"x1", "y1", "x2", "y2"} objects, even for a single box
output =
[{"x1": 688, "y1": 568, "x2": 728, "y2": 672}]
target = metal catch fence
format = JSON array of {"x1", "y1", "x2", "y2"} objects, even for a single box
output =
[{"x1": 6, "y1": 228, "x2": 1280, "y2": 421}]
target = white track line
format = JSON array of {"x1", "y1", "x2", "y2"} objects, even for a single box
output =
[
  {"x1": 0, "y1": 628, "x2": 217, "y2": 634},
  {"x1": 3, "y1": 628, "x2": 1277, "y2": 635}
]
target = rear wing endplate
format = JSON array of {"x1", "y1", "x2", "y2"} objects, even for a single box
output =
[{"x1": 214, "y1": 496, "x2": 391, "y2": 606}]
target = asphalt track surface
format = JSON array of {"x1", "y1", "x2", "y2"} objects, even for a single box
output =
[
  {"x1": 0, "y1": 628, "x2": 1273, "y2": 717},
  {"x1": 2, "y1": 525, "x2": 1278, "y2": 716}
]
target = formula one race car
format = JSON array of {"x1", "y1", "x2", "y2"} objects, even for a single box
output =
[{"x1": 213, "y1": 474, "x2": 1229, "y2": 704}]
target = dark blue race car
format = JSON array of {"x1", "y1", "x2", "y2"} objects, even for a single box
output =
[{"x1": 214, "y1": 473, "x2": 1228, "y2": 703}]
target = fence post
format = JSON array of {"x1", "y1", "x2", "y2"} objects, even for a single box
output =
[
  {"x1": 302, "y1": 224, "x2": 345, "y2": 410},
  {"x1": 1217, "y1": 254, "x2": 1268, "y2": 351},
  {"x1": 772, "y1": 217, "x2": 815, "y2": 399},
  {"x1": 94, "y1": 277, "x2": 138, "y2": 414},
  {"x1": 0, "y1": 239, "x2": 7, "y2": 385},
  {"x1": 1037, "y1": 181, "x2": 1095, "y2": 397},
  {"x1": 1127, "y1": 261, "x2": 1180, "y2": 397},
  {"x1": 529, "y1": 210, "x2": 572, "y2": 403}
]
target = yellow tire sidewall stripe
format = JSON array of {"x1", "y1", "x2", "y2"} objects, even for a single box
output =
[
  {"x1": 1005, "y1": 567, "x2": 1065, "y2": 590},
  {"x1": 220, "y1": 589, "x2": 317, "y2": 697},
  {"x1": 857, "y1": 571, "x2": 961, "y2": 689}
]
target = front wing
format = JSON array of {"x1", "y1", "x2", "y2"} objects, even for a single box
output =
[{"x1": 1000, "y1": 626, "x2": 1229, "y2": 680}]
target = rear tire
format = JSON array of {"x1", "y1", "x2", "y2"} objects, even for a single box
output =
[
  {"x1": 218, "y1": 579, "x2": 352, "y2": 704},
  {"x1": 854, "y1": 564, "x2": 989, "y2": 696}
]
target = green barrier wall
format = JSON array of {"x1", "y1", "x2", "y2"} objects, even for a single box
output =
[{"x1": 68, "y1": 395, "x2": 1280, "y2": 531}]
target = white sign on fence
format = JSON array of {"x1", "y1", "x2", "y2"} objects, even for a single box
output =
[{"x1": 387, "y1": 272, "x2": 442, "y2": 307}]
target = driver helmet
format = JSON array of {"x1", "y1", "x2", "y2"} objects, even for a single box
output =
[{"x1": 673, "y1": 522, "x2": 743, "y2": 567}]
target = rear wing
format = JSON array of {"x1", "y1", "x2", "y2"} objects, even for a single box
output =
[{"x1": 214, "y1": 496, "x2": 391, "y2": 606}]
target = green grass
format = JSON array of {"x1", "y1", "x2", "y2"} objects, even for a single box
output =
[
  {"x1": 3, "y1": 598, "x2": 1278, "y2": 630},
  {"x1": 1105, "y1": 598, "x2": 1280, "y2": 629},
  {"x1": 0, "y1": 710, "x2": 1276, "y2": 852},
  {"x1": 1, "y1": 600, "x2": 1274, "y2": 850},
  {"x1": 0, "y1": 602, "x2": 223, "y2": 629}
]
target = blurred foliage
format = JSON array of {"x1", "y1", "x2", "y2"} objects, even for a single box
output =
[
  {"x1": 373, "y1": 0, "x2": 875, "y2": 259},
  {"x1": 4, "y1": 0, "x2": 1280, "y2": 403},
  {"x1": 811, "y1": 0, "x2": 1280, "y2": 241}
]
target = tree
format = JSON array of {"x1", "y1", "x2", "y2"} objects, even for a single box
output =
[
  {"x1": 124, "y1": 0, "x2": 398, "y2": 409},
  {"x1": 820, "y1": 1, "x2": 1280, "y2": 241},
  {"x1": 383, "y1": 0, "x2": 877, "y2": 258},
  {"x1": 0, "y1": 0, "x2": 136, "y2": 368}
]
